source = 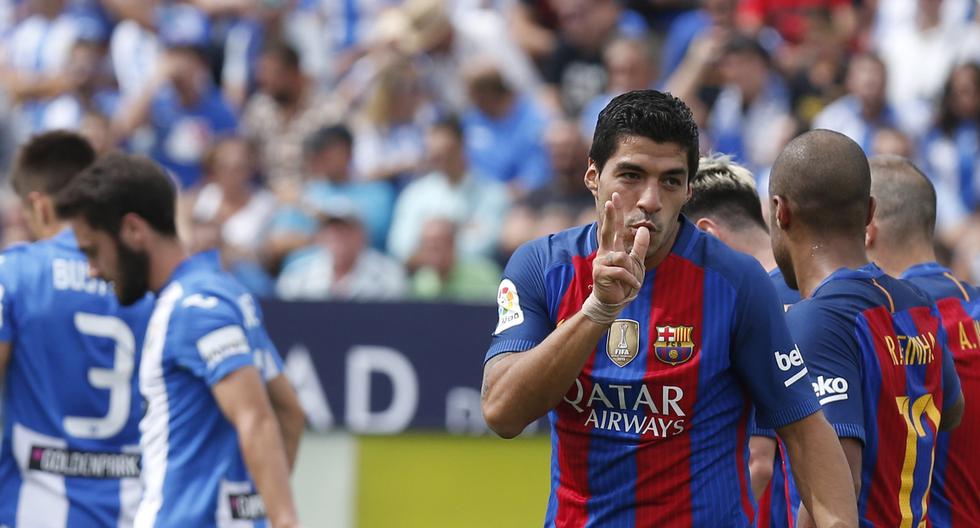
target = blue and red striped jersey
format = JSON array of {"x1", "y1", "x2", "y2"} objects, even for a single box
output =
[
  {"x1": 487, "y1": 218, "x2": 821, "y2": 527},
  {"x1": 900, "y1": 262, "x2": 979, "y2": 527},
  {"x1": 754, "y1": 269, "x2": 803, "y2": 528},
  {"x1": 785, "y1": 264, "x2": 961, "y2": 527}
]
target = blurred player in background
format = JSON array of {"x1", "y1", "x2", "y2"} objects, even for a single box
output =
[
  {"x1": 768, "y1": 130, "x2": 965, "y2": 527},
  {"x1": 481, "y1": 90, "x2": 857, "y2": 527},
  {"x1": 682, "y1": 154, "x2": 801, "y2": 528},
  {"x1": 56, "y1": 154, "x2": 299, "y2": 528},
  {"x1": 863, "y1": 155, "x2": 980, "y2": 526},
  {"x1": 0, "y1": 131, "x2": 152, "y2": 527}
]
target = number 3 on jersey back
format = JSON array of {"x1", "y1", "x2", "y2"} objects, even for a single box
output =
[
  {"x1": 63, "y1": 312, "x2": 136, "y2": 439},
  {"x1": 895, "y1": 394, "x2": 940, "y2": 528}
]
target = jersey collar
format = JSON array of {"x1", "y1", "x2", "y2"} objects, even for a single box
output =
[
  {"x1": 812, "y1": 262, "x2": 885, "y2": 295},
  {"x1": 162, "y1": 250, "x2": 222, "y2": 290},
  {"x1": 899, "y1": 261, "x2": 951, "y2": 280},
  {"x1": 53, "y1": 227, "x2": 76, "y2": 248}
]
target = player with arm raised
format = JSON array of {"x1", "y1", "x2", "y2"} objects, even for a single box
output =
[
  {"x1": 481, "y1": 90, "x2": 856, "y2": 527},
  {"x1": 863, "y1": 155, "x2": 978, "y2": 527},
  {"x1": 0, "y1": 131, "x2": 152, "y2": 527},
  {"x1": 56, "y1": 154, "x2": 299, "y2": 528},
  {"x1": 682, "y1": 154, "x2": 802, "y2": 528},
  {"x1": 768, "y1": 131, "x2": 964, "y2": 528}
]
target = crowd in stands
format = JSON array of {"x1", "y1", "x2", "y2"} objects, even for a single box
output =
[{"x1": 0, "y1": 0, "x2": 978, "y2": 301}]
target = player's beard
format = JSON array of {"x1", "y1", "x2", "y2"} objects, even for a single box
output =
[{"x1": 114, "y1": 239, "x2": 151, "y2": 306}]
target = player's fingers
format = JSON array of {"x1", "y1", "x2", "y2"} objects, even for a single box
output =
[
  {"x1": 599, "y1": 200, "x2": 615, "y2": 252},
  {"x1": 630, "y1": 226, "x2": 650, "y2": 266},
  {"x1": 599, "y1": 267, "x2": 643, "y2": 292},
  {"x1": 610, "y1": 192, "x2": 625, "y2": 251},
  {"x1": 597, "y1": 252, "x2": 632, "y2": 270}
]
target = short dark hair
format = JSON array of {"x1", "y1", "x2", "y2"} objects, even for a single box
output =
[
  {"x1": 589, "y1": 90, "x2": 699, "y2": 177},
  {"x1": 55, "y1": 153, "x2": 178, "y2": 237},
  {"x1": 261, "y1": 42, "x2": 300, "y2": 71},
  {"x1": 869, "y1": 156, "x2": 936, "y2": 243},
  {"x1": 770, "y1": 129, "x2": 871, "y2": 236},
  {"x1": 683, "y1": 154, "x2": 767, "y2": 232},
  {"x1": 430, "y1": 115, "x2": 464, "y2": 142},
  {"x1": 10, "y1": 130, "x2": 96, "y2": 200},
  {"x1": 304, "y1": 124, "x2": 354, "y2": 156}
]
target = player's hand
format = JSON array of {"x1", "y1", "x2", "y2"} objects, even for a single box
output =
[{"x1": 593, "y1": 192, "x2": 649, "y2": 305}]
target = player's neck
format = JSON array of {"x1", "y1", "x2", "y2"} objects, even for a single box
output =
[
  {"x1": 36, "y1": 221, "x2": 71, "y2": 241},
  {"x1": 148, "y1": 238, "x2": 190, "y2": 294},
  {"x1": 871, "y1": 244, "x2": 937, "y2": 278},
  {"x1": 793, "y1": 235, "x2": 869, "y2": 299}
]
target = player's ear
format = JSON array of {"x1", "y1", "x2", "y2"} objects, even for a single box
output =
[
  {"x1": 584, "y1": 159, "x2": 600, "y2": 198},
  {"x1": 865, "y1": 219, "x2": 877, "y2": 250},
  {"x1": 866, "y1": 196, "x2": 876, "y2": 228},
  {"x1": 772, "y1": 195, "x2": 791, "y2": 231},
  {"x1": 694, "y1": 217, "x2": 719, "y2": 237},
  {"x1": 119, "y1": 212, "x2": 147, "y2": 249}
]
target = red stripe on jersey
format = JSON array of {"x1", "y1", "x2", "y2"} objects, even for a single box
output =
[
  {"x1": 554, "y1": 254, "x2": 598, "y2": 527},
  {"x1": 634, "y1": 255, "x2": 702, "y2": 527},
  {"x1": 735, "y1": 403, "x2": 755, "y2": 523},
  {"x1": 756, "y1": 470, "x2": 773, "y2": 528},
  {"x1": 934, "y1": 298, "x2": 980, "y2": 526},
  {"x1": 864, "y1": 306, "x2": 944, "y2": 527}
]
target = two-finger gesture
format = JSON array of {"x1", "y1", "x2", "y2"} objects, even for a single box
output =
[{"x1": 592, "y1": 192, "x2": 649, "y2": 306}]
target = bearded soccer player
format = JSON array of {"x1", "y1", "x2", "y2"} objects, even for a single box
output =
[
  {"x1": 56, "y1": 154, "x2": 299, "y2": 528},
  {"x1": 481, "y1": 90, "x2": 856, "y2": 527},
  {"x1": 0, "y1": 132, "x2": 152, "y2": 527},
  {"x1": 682, "y1": 155, "x2": 802, "y2": 528},
  {"x1": 863, "y1": 156, "x2": 979, "y2": 527},
  {"x1": 768, "y1": 131, "x2": 965, "y2": 527}
]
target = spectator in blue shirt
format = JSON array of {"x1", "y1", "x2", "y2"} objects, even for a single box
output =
[
  {"x1": 660, "y1": 0, "x2": 737, "y2": 82},
  {"x1": 461, "y1": 61, "x2": 552, "y2": 196},
  {"x1": 112, "y1": 4, "x2": 237, "y2": 189}
]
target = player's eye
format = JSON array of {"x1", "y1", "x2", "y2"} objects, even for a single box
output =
[{"x1": 620, "y1": 172, "x2": 642, "y2": 181}]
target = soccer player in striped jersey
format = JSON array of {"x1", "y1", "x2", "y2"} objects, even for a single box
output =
[
  {"x1": 682, "y1": 154, "x2": 802, "y2": 528},
  {"x1": 481, "y1": 90, "x2": 857, "y2": 527},
  {"x1": 768, "y1": 130, "x2": 965, "y2": 527},
  {"x1": 0, "y1": 132, "x2": 153, "y2": 527},
  {"x1": 863, "y1": 156, "x2": 980, "y2": 526},
  {"x1": 56, "y1": 154, "x2": 299, "y2": 528}
]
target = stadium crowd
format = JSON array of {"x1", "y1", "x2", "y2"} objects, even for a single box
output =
[{"x1": 0, "y1": 0, "x2": 978, "y2": 300}]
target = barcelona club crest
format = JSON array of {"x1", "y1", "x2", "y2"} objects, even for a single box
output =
[
  {"x1": 606, "y1": 319, "x2": 639, "y2": 367},
  {"x1": 654, "y1": 325, "x2": 695, "y2": 366}
]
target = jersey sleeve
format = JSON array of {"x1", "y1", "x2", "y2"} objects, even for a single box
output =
[
  {"x1": 786, "y1": 301, "x2": 867, "y2": 443},
  {"x1": 731, "y1": 263, "x2": 821, "y2": 430},
  {"x1": 170, "y1": 294, "x2": 257, "y2": 387},
  {"x1": 485, "y1": 241, "x2": 553, "y2": 363},
  {"x1": 0, "y1": 252, "x2": 17, "y2": 343}
]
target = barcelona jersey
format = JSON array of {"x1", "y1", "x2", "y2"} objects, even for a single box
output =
[
  {"x1": 785, "y1": 264, "x2": 961, "y2": 527},
  {"x1": 900, "y1": 262, "x2": 979, "y2": 527},
  {"x1": 487, "y1": 218, "x2": 821, "y2": 527}
]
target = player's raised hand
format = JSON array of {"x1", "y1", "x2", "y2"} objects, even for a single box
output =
[{"x1": 592, "y1": 192, "x2": 648, "y2": 306}]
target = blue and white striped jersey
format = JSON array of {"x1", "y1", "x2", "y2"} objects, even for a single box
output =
[
  {"x1": 134, "y1": 250, "x2": 280, "y2": 528},
  {"x1": 0, "y1": 229, "x2": 152, "y2": 528}
]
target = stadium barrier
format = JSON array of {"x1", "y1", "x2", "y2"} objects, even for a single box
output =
[{"x1": 262, "y1": 300, "x2": 547, "y2": 435}]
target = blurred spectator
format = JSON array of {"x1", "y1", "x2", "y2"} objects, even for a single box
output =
[
  {"x1": 543, "y1": 0, "x2": 637, "y2": 117},
  {"x1": 186, "y1": 135, "x2": 277, "y2": 262},
  {"x1": 499, "y1": 119, "x2": 593, "y2": 258},
  {"x1": 876, "y1": 0, "x2": 965, "y2": 112},
  {"x1": 736, "y1": 0, "x2": 857, "y2": 49},
  {"x1": 387, "y1": 117, "x2": 510, "y2": 262},
  {"x1": 812, "y1": 53, "x2": 905, "y2": 153},
  {"x1": 871, "y1": 127, "x2": 914, "y2": 158},
  {"x1": 920, "y1": 62, "x2": 980, "y2": 235},
  {"x1": 107, "y1": 1, "x2": 162, "y2": 101},
  {"x1": 508, "y1": 0, "x2": 560, "y2": 63},
  {"x1": 275, "y1": 198, "x2": 407, "y2": 301},
  {"x1": 263, "y1": 124, "x2": 395, "y2": 271},
  {"x1": 31, "y1": 34, "x2": 117, "y2": 136},
  {"x1": 1, "y1": 0, "x2": 82, "y2": 105},
  {"x1": 660, "y1": 0, "x2": 736, "y2": 82},
  {"x1": 352, "y1": 58, "x2": 431, "y2": 184},
  {"x1": 112, "y1": 5, "x2": 237, "y2": 189},
  {"x1": 409, "y1": 217, "x2": 501, "y2": 302},
  {"x1": 580, "y1": 36, "x2": 658, "y2": 140},
  {"x1": 401, "y1": 0, "x2": 541, "y2": 112},
  {"x1": 241, "y1": 42, "x2": 342, "y2": 189},
  {"x1": 707, "y1": 36, "x2": 795, "y2": 176},
  {"x1": 461, "y1": 60, "x2": 552, "y2": 195}
]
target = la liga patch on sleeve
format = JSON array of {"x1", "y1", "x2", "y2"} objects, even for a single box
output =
[{"x1": 494, "y1": 279, "x2": 524, "y2": 335}]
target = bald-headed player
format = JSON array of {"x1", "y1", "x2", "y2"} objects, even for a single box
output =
[
  {"x1": 769, "y1": 130, "x2": 965, "y2": 527},
  {"x1": 684, "y1": 155, "x2": 801, "y2": 528},
  {"x1": 864, "y1": 155, "x2": 980, "y2": 526}
]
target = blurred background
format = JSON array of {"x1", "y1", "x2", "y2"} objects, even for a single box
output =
[{"x1": 0, "y1": 0, "x2": 978, "y2": 525}]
